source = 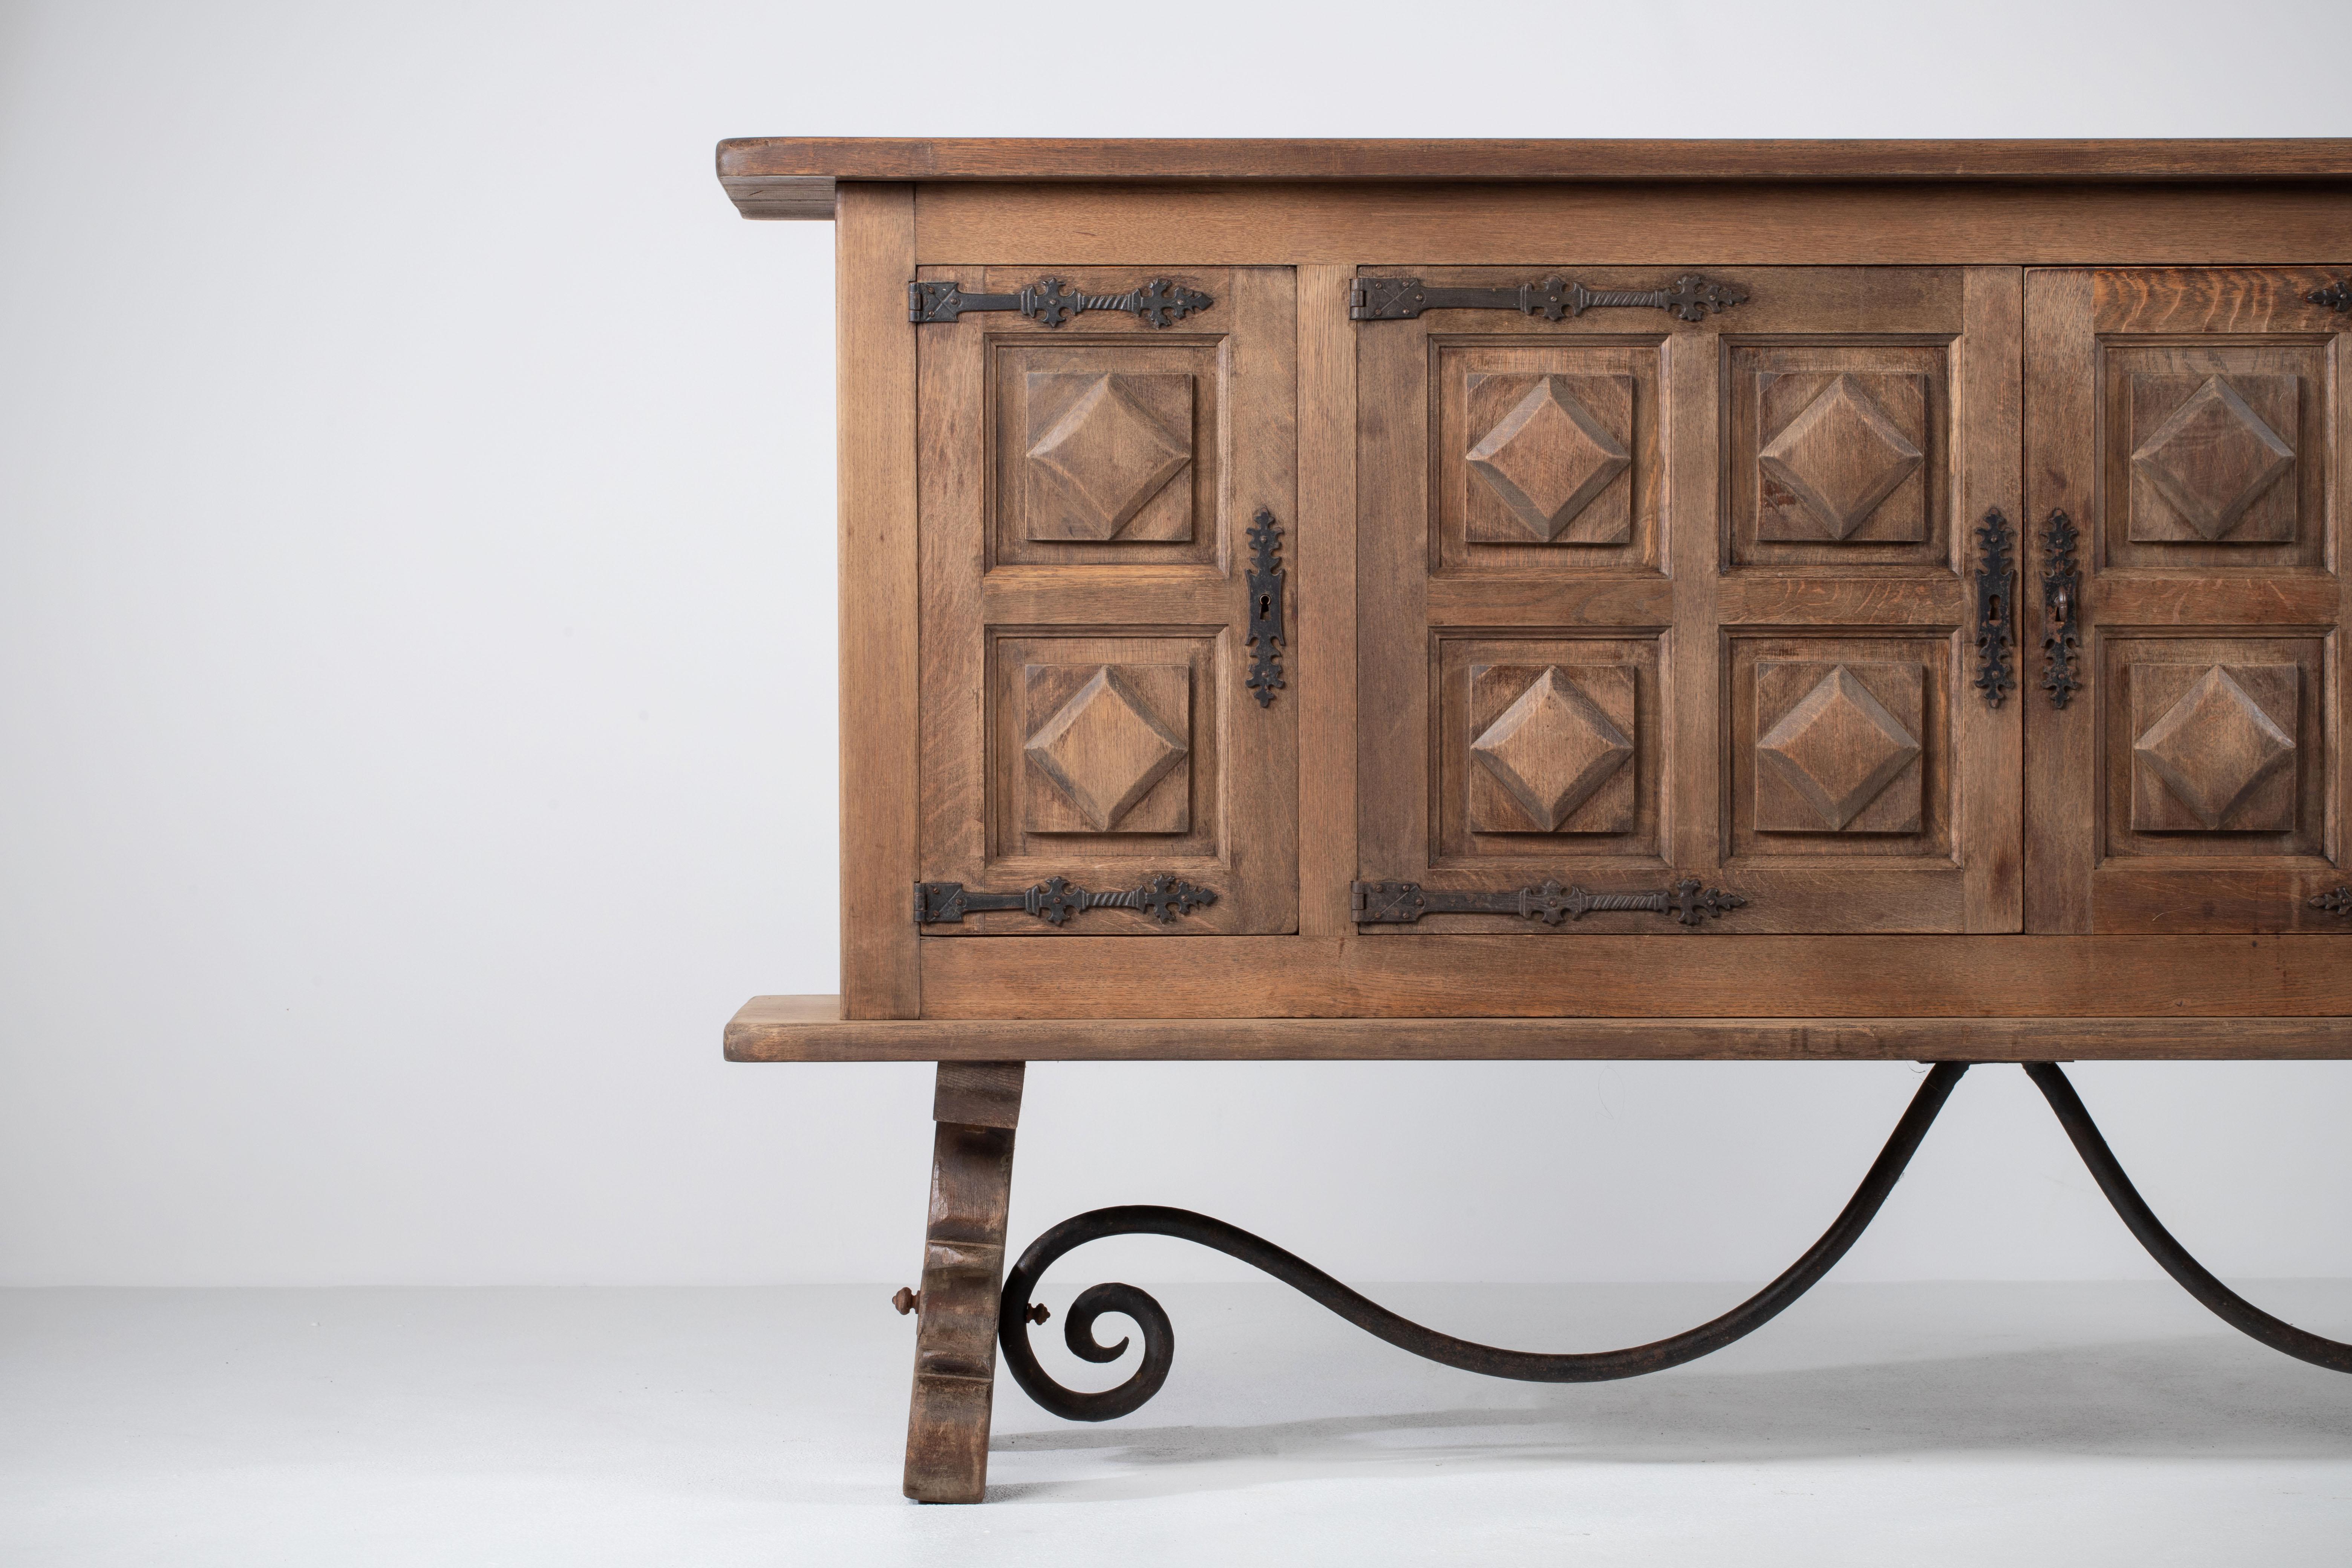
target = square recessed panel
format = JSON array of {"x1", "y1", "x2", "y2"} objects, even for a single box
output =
[
  {"x1": 1728, "y1": 634, "x2": 1953, "y2": 862},
  {"x1": 2102, "y1": 637, "x2": 2324, "y2": 859},
  {"x1": 2128, "y1": 662, "x2": 2298, "y2": 832},
  {"x1": 1755, "y1": 372, "x2": 1929, "y2": 543},
  {"x1": 1021, "y1": 372, "x2": 1195, "y2": 544},
  {"x1": 1021, "y1": 662, "x2": 1191, "y2": 835},
  {"x1": 2099, "y1": 343, "x2": 2326, "y2": 572},
  {"x1": 1465, "y1": 663, "x2": 1637, "y2": 833},
  {"x1": 1462, "y1": 373, "x2": 1634, "y2": 546},
  {"x1": 2125, "y1": 372, "x2": 2298, "y2": 545},
  {"x1": 1726, "y1": 343, "x2": 1952, "y2": 571},
  {"x1": 1433, "y1": 635, "x2": 1663, "y2": 866},
  {"x1": 990, "y1": 340, "x2": 1224, "y2": 570},
  {"x1": 1433, "y1": 343, "x2": 1664, "y2": 578},
  {"x1": 990, "y1": 632, "x2": 1220, "y2": 863},
  {"x1": 1753, "y1": 661, "x2": 1925, "y2": 834}
]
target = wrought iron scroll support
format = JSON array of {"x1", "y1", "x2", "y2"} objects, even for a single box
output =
[
  {"x1": 2308, "y1": 277, "x2": 2352, "y2": 314},
  {"x1": 2040, "y1": 509, "x2": 2084, "y2": 708},
  {"x1": 914, "y1": 874, "x2": 1216, "y2": 927},
  {"x1": 999, "y1": 1062, "x2": 2352, "y2": 1424},
  {"x1": 1352, "y1": 877, "x2": 1747, "y2": 928},
  {"x1": 909, "y1": 276, "x2": 1214, "y2": 328},
  {"x1": 1349, "y1": 273, "x2": 1750, "y2": 323},
  {"x1": 1973, "y1": 508, "x2": 2017, "y2": 707},
  {"x1": 1245, "y1": 508, "x2": 1286, "y2": 707}
]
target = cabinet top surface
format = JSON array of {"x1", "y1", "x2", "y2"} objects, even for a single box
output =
[{"x1": 718, "y1": 138, "x2": 2352, "y2": 219}]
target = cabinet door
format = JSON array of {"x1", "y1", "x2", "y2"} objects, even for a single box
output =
[
  {"x1": 2024, "y1": 268, "x2": 2352, "y2": 933},
  {"x1": 916, "y1": 265, "x2": 1297, "y2": 934},
  {"x1": 1356, "y1": 266, "x2": 2022, "y2": 934}
]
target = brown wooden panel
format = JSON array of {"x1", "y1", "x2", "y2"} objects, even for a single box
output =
[
  {"x1": 729, "y1": 998, "x2": 2352, "y2": 1063},
  {"x1": 1441, "y1": 639, "x2": 1662, "y2": 863},
  {"x1": 919, "y1": 265, "x2": 1298, "y2": 934},
  {"x1": 1297, "y1": 264, "x2": 1358, "y2": 938},
  {"x1": 2026, "y1": 268, "x2": 2349, "y2": 935},
  {"x1": 913, "y1": 184, "x2": 2352, "y2": 269},
  {"x1": 836, "y1": 185, "x2": 922, "y2": 1018},
  {"x1": 913, "y1": 934, "x2": 2352, "y2": 1019}
]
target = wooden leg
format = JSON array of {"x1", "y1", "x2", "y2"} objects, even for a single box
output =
[{"x1": 902, "y1": 1061, "x2": 1024, "y2": 1503}]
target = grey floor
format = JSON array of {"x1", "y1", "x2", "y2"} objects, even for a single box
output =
[{"x1": 3, "y1": 1281, "x2": 2349, "y2": 1565}]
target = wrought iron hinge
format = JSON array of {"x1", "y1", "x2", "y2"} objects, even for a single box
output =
[
  {"x1": 1349, "y1": 272, "x2": 1750, "y2": 323},
  {"x1": 908, "y1": 276, "x2": 1214, "y2": 328},
  {"x1": 2307, "y1": 277, "x2": 2352, "y2": 314},
  {"x1": 2310, "y1": 887, "x2": 2352, "y2": 917},
  {"x1": 1972, "y1": 508, "x2": 2017, "y2": 707},
  {"x1": 2040, "y1": 509, "x2": 2084, "y2": 709},
  {"x1": 1245, "y1": 508, "x2": 1286, "y2": 708},
  {"x1": 915, "y1": 874, "x2": 1217, "y2": 927},
  {"x1": 1350, "y1": 877, "x2": 1747, "y2": 928}
]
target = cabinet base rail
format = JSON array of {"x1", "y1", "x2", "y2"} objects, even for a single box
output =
[{"x1": 995, "y1": 1062, "x2": 2350, "y2": 1426}]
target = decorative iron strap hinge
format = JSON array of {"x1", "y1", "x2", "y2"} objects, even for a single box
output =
[
  {"x1": 1972, "y1": 508, "x2": 2017, "y2": 707},
  {"x1": 2310, "y1": 886, "x2": 2352, "y2": 917},
  {"x1": 1349, "y1": 272, "x2": 1750, "y2": 323},
  {"x1": 1350, "y1": 877, "x2": 1747, "y2": 928},
  {"x1": 915, "y1": 874, "x2": 1217, "y2": 927},
  {"x1": 2040, "y1": 509, "x2": 2084, "y2": 708},
  {"x1": 909, "y1": 276, "x2": 1214, "y2": 328},
  {"x1": 1245, "y1": 508, "x2": 1286, "y2": 707},
  {"x1": 2307, "y1": 277, "x2": 2352, "y2": 314}
]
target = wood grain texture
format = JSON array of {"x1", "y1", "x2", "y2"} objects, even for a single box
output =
[
  {"x1": 916, "y1": 266, "x2": 1298, "y2": 935},
  {"x1": 717, "y1": 140, "x2": 2352, "y2": 211},
  {"x1": 903, "y1": 1062, "x2": 1024, "y2": 1504},
  {"x1": 836, "y1": 185, "x2": 922, "y2": 1017},
  {"x1": 2023, "y1": 269, "x2": 2097, "y2": 933},
  {"x1": 902, "y1": 935, "x2": 2352, "y2": 1019},
  {"x1": 2026, "y1": 268, "x2": 2349, "y2": 935},
  {"x1": 912, "y1": 184, "x2": 2352, "y2": 268},
  {"x1": 1960, "y1": 267, "x2": 2024, "y2": 930},
  {"x1": 1297, "y1": 265, "x2": 1358, "y2": 936},
  {"x1": 728, "y1": 998, "x2": 2352, "y2": 1062}
]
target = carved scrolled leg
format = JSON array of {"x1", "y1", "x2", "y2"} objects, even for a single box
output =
[{"x1": 902, "y1": 1061, "x2": 1024, "y2": 1502}]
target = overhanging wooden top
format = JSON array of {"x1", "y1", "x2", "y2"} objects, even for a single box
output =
[
  {"x1": 724, "y1": 997, "x2": 2352, "y2": 1063},
  {"x1": 715, "y1": 138, "x2": 2352, "y2": 220}
]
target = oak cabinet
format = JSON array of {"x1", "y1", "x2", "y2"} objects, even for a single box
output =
[{"x1": 715, "y1": 140, "x2": 2352, "y2": 1031}]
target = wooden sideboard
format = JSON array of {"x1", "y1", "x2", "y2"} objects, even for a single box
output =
[{"x1": 715, "y1": 139, "x2": 2352, "y2": 1502}]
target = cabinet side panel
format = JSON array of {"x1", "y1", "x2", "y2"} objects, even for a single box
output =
[{"x1": 838, "y1": 184, "x2": 922, "y2": 1017}]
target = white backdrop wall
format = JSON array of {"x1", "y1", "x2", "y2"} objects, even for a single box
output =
[{"x1": 2, "y1": 0, "x2": 2347, "y2": 1287}]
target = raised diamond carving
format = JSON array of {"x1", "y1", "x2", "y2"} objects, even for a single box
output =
[
  {"x1": 1756, "y1": 664, "x2": 1922, "y2": 832},
  {"x1": 1465, "y1": 375, "x2": 1632, "y2": 543},
  {"x1": 1758, "y1": 373, "x2": 1925, "y2": 541},
  {"x1": 1469, "y1": 667, "x2": 1634, "y2": 832},
  {"x1": 2130, "y1": 375, "x2": 2296, "y2": 542},
  {"x1": 1023, "y1": 664, "x2": 1190, "y2": 833},
  {"x1": 1024, "y1": 372, "x2": 1194, "y2": 542},
  {"x1": 2132, "y1": 663, "x2": 2297, "y2": 831}
]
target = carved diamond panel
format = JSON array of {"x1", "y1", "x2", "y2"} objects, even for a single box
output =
[
  {"x1": 2131, "y1": 663, "x2": 2298, "y2": 831},
  {"x1": 2128, "y1": 374, "x2": 2298, "y2": 544},
  {"x1": 1463, "y1": 374, "x2": 1634, "y2": 545},
  {"x1": 1755, "y1": 663, "x2": 1924, "y2": 833},
  {"x1": 1756, "y1": 373, "x2": 1928, "y2": 542},
  {"x1": 1467, "y1": 665, "x2": 1636, "y2": 833},
  {"x1": 1022, "y1": 663, "x2": 1191, "y2": 833},
  {"x1": 1022, "y1": 372, "x2": 1195, "y2": 542}
]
